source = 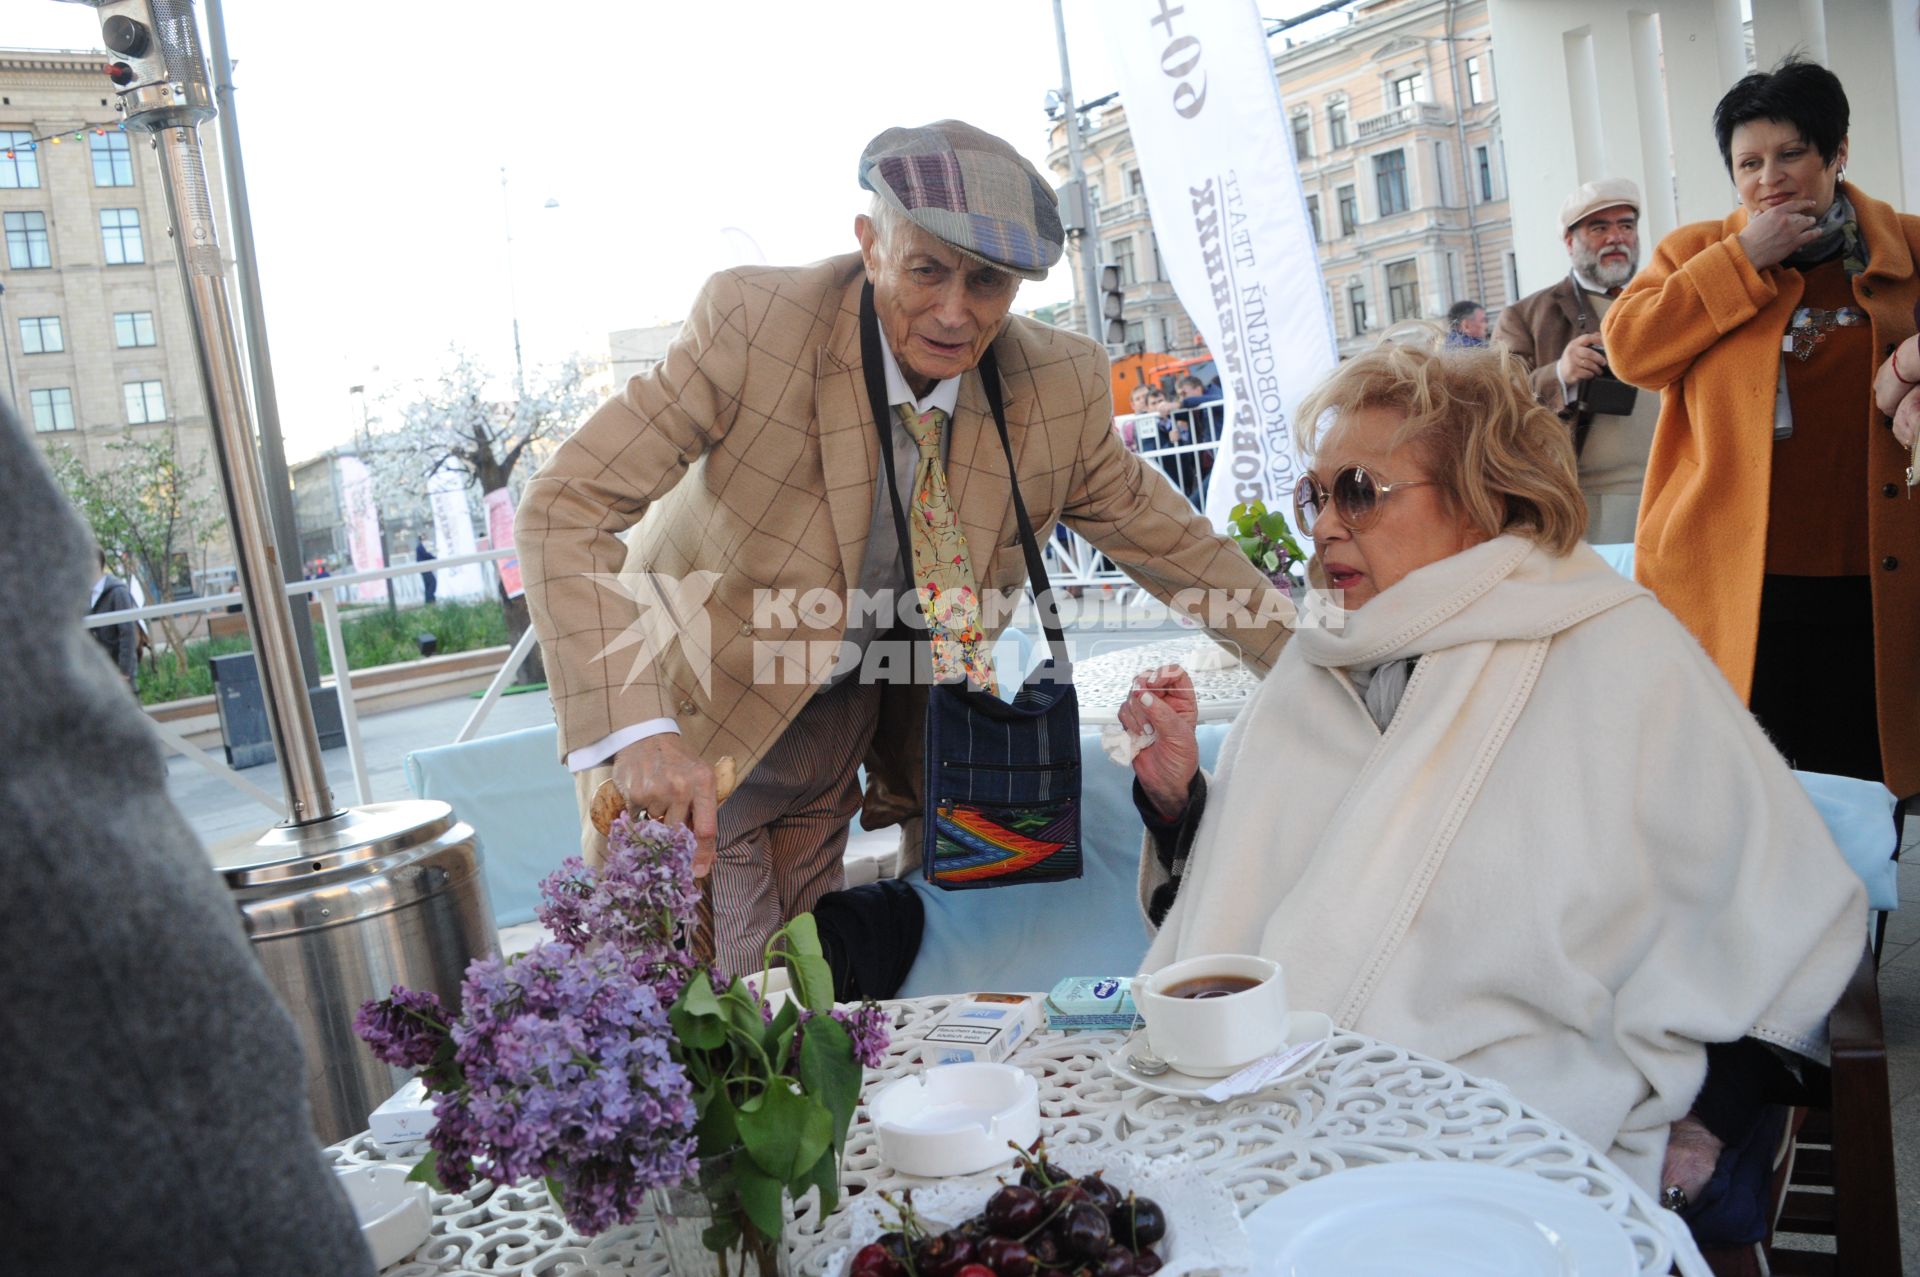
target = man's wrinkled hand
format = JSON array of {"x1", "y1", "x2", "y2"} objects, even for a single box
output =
[
  {"x1": 1661, "y1": 1112, "x2": 1724, "y2": 1205},
  {"x1": 611, "y1": 734, "x2": 719, "y2": 876},
  {"x1": 1557, "y1": 332, "x2": 1607, "y2": 386}
]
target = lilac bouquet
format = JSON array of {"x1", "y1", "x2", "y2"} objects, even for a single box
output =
[{"x1": 356, "y1": 812, "x2": 889, "y2": 1258}]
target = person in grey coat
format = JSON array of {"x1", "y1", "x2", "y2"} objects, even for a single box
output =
[{"x1": 0, "y1": 400, "x2": 375, "y2": 1276}]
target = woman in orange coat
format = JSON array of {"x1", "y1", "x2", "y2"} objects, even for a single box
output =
[{"x1": 1605, "y1": 59, "x2": 1920, "y2": 797}]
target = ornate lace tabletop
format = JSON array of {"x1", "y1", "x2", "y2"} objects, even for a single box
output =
[
  {"x1": 1071, "y1": 637, "x2": 1262, "y2": 724},
  {"x1": 330, "y1": 995, "x2": 1701, "y2": 1277}
]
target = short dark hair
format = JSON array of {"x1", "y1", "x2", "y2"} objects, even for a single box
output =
[
  {"x1": 1176, "y1": 375, "x2": 1204, "y2": 392},
  {"x1": 1712, "y1": 56, "x2": 1849, "y2": 174},
  {"x1": 1446, "y1": 300, "x2": 1484, "y2": 327}
]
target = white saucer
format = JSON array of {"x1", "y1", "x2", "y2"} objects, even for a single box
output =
[
  {"x1": 1241, "y1": 1161, "x2": 1637, "y2": 1276},
  {"x1": 1106, "y1": 1011, "x2": 1333, "y2": 1100}
]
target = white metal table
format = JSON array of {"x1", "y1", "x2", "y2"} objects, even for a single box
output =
[
  {"x1": 329, "y1": 995, "x2": 1703, "y2": 1277},
  {"x1": 1070, "y1": 636, "x2": 1262, "y2": 725}
]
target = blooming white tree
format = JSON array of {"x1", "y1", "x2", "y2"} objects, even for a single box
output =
[{"x1": 367, "y1": 347, "x2": 604, "y2": 682}]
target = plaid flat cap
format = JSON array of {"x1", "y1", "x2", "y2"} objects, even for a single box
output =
[{"x1": 859, "y1": 120, "x2": 1063, "y2": 280}]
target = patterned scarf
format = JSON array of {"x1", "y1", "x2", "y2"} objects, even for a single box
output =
[{"x1": 1783, "y1": 190, "x2": 1868, "y2": 276}]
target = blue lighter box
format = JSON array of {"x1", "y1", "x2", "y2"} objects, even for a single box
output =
[{"x1": 1044, "y1": 976, "x2": 1138, "y2": 1031}]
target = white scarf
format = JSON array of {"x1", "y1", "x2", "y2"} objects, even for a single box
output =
[{"x1": 1142, "y1": 536, "x2": 1867, "y2": 1188}]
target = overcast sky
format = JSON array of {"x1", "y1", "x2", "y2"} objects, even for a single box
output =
[{"x1": 11, "y1": 1, "x2": 1332, "y2": 460}]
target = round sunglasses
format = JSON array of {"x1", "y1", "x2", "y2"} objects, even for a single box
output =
[{"x1": 1293, "y1": 465, "x2": 1437, "y2": 533}]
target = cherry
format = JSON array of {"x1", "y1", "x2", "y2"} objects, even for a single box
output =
[
  {"x1": 1095, "y1": 1246, "x2": 1135, "y2": 1277},
  {"x1": 1026, "y1": 1231, "x2": 1064, "y2": 1267},
  {"x1": 954, "y1": 1266, "x2": 997, "y2": 1277},
  {"x1": 852, "y1": 1244, "x2": 903, "y2": 1277},
  {"x1": 1018, "y1": 1160, "x2": 1070, "y2": 1191},
  {"x1": 1132, "y1": 1249, "x2": 1163, "y2": 1277},
  {"x1": 974, "y1": 1237, "x2": 1036, "y2": 1277},
  {"x1": 1108, "y1": 1195, "x2": 1167, "y2": 1249},
  {"x1": 984, "y1": 1185, "x2": 1043, "y2": 1237},
  {"x1": 1076, "y1": 1174, "x2": 1120, "y2": 1215},
  {"x1": 1062, "y1": 1202, "x2": 1112, "y2": 1259},
  {"x1": 915, "y1": 1231, "x2": 976, "y2": 1277}
]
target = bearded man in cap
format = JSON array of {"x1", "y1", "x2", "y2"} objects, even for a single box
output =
[
  {"x1": 1494, "y1": 178, "x2": 1660, "y2": 543},
  {"x1": 517, "y1": 120, "x2": 1289, "y2": 976}
]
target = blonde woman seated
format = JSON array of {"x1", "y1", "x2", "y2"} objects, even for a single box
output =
[{"x1": 1122, "y1": 343, "x2": 1864, "y2": 1229}]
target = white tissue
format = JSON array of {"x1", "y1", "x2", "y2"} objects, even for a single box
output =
[{"x1": 1101, "y1": 721, "x2": 1156, "y2": 766}]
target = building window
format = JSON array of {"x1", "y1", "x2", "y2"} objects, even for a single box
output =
[
  {"x1": 1386, "y1": 259, "x2": 1421, "y2": 322},
  {"x1": 20, "y1": 315, "x2": 63, "y2": 353},
  {"x1": 101, "y1": 208, "x2": 145, "y2": 264},
  {"x1": 30, "y1": 387, "x2": 75, "y2": 432},
  {"x1": 1374, "y1": 150, "x2": 1410, "y2": 216},
  {"x1": 1507, "y1": 252, "x2": 1521, "y2": 303},
  {"x1": 1108, "y1": 235, "x2": 1137, "y2": 286},
  {"x1": 114, "y1": 310, "x2": 157, "y2": 348},
  {"x1": 1433, "y1": 142, "x2": 1449, "y2": 206},
  {"x1": 5, "y1": 210, "x2": 51, "y2": 269},
  {"x1": 1127, "y1": 167, "x2": 1144, "y2": 196},
  {"x1": 1390, "y1": 71, "x2": 1427, "y2": 107},
  {"x1": 90, "y1": 130, "x2": 133, "y2": 186},
  {"x1": 1123, "y1": 319, "x2": 1146, "y2": 350},
  {"x1": 1291, "y1": 112, "x2": 1313, "y2": 161},
  {"x1": 1327, "y1": 99, "x2": 1349, "y2": 150},
  {"x1": 1466, "y1": 56, "x2": 1492, "y2": 104},
  {"x1": 1475, "y1": 146, "x2": 1494, "y2": 202},
  {"x1": 1147, "y1": 231, "x2": 1163, "y2": 281},
  {"x1": 1159, "y1": 317, "x2": 1177, "y2": 351},
  {"x1": 1337, "y1": 184, "x2": 1358, "y2": 237},
  {"x1": 1, "y1": 131, "x2": 39, "y2": 188},
  {"x1": 124, "y1": 379, "x2": 167, "y2": 424},
  {"x1": 1305, "y1": 195, "x2": 1321, "y2": 244},
  {"x1": 1347, "y1": 280, "x2": 1369, "y2": 335}
]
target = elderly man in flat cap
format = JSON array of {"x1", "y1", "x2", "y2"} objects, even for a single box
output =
[
  {"x1": 517, "y1": 120, "x2": 1288, "y2": 976},
  {"x1": 1494, "y1": 178, "x2": 1659, "y2": 544}
]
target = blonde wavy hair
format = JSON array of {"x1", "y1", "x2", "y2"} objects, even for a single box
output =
[{"x1": 1296, "y1": 337, "x2": 1586, "y2": 556}]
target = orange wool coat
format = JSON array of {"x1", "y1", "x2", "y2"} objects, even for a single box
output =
[{"x1": 1603, "y1": 183, "x2": 1920, "y2": 796}]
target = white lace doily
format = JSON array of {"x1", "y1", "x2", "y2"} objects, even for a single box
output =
[{"x1": 823, "y1": 1146, "x2": 1247, "y2": 1277}]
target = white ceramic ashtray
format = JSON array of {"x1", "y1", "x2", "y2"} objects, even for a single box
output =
[
  {"x1": 335, "y1": 1162, "x2": 431, "y2": 1268},
  {"x1": 869, "y1": 1062, "x2": 1041, "y2": 1177}
]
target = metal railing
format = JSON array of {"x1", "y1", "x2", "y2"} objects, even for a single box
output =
[
  {"x1": 86, "y1": 547, "x2": 524, "y2": 818},
  {"x1": 89, "y1": 422, "x2": 1229, "y2": 819}
]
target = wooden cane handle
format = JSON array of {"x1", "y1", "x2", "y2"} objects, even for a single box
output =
[{"x1": 588, "y1": 755, "x2": 738, "y2": 838}]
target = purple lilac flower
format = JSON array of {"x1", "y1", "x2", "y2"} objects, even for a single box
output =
[
  {"x1": 535, "y1": 816, "x2": 703, "y2": 1003},
  {"x1": 425, "y1": 941, "x2": 698, "y2": 1233},
  {"x1": 354, "y1": 986, "x2": 450, "y2": 1070},
  {"x1": 831, "y1": 1001, "x2": 891, "y2": 1069}
]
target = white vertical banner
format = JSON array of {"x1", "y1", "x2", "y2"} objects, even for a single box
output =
[
  {"x1": 336, "y1": 455, "x2": 388, "y2": 603},
  {"x1": 1102, "y1": 0, "x2": 1338, "y2": 530},
  {"x1": 427, "y1": 466, "x2": 489, "y2": 601}
]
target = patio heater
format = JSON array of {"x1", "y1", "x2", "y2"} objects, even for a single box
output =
[{"x1": 59, "y1": 0, "x2": 497, "y2": 1143}]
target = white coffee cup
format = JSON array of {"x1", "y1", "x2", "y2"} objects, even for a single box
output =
[{"x1": 1134, "y1": 953, "x2": 1289, "y2": 1077}]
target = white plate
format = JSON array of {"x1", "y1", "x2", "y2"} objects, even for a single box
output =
[
  {"x1": 1106, "y1": 1011, "x2": 1332, "y2": 1100},
  {"x1": 1242, "y1": 1161, "x2": 1637, "y2": 1277}
]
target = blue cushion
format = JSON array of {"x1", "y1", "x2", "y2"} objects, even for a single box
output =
[
  {"x1": 1592, "y1": 542, "x2": 1635, "y2": 577},
  {"x1": 1794, "y1": 771, "x2": 1899, "y2": 912},
  {"x1": 405, "y1": 725, "x2": 577, "y2": 927},
  {"x1": 898, "y1": 722, "x2": 1232, "y2": 996}
]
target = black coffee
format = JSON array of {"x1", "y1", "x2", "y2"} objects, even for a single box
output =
[{"x1": 1163, "y1": 975, "x2": 1261, "y2": 1000}]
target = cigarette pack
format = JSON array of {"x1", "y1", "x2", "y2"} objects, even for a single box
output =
[
  {"x1": 921, "y1": 992, "x2": 1045, "y2": 1065},
  {"x1": 1044, "y1": 976, "x2": 1138, "y2": 1031},
  {"x1": 368, "y1": 1075, "x2": 437, "y2": 1146}
]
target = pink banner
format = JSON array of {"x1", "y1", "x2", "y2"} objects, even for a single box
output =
[
  {"x1": 337, "y1": 455, "x2": 388, "y2": 602},
  {"x1": 484, "y1": 487, "x2": 523, "y2": 600}
]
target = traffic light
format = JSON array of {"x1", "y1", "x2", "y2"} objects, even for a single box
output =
[{"x1": 1100, "y1": 263, "x2": 1126, "y2": 346}]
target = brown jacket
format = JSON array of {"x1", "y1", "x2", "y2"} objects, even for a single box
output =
[
  {"x1": 1492, "y1": 274, "x2": 1599, "y2": 448},
  {"x1": 1603, "y1": 183, "x2": 1920, "y2": 795},
  {"x1": 516, "y1": 253, "x2": 1290, "y2": 827}
]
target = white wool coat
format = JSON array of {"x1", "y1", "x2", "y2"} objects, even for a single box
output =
[{"x1": 1141, "y1": 536, "x2": 1867, "y2": 1190}]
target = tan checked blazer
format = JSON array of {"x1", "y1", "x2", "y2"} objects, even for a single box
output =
[{"x1": 516, "y1": 252, "x2": 1289, "y2": 826}]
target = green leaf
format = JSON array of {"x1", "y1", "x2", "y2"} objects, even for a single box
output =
[
  {"x1": 703, "y1": 1217, "x2": 742, "y2": 1253},
  {"x1": 802, "y1": 1147, "x2": 841, "y2": 1217},
  {"x1": 725, "y1": 977, "x2": 769, "y2": 1041},
  {"x1": 672, "y1": 976, "x2": 728, "y2": 1050},
  {"x1": 737, "y1": 1080, "x2": 833, "y2": 1182},
  {"x1": 1258, "y1": 511, "x2": 1290, "y2": 541},
  {"x1": 695, "y1": 1087, "x2": 740, "y2": 1158},
  {"x1": 405, "y1": 1150, "x2": 442, "y2": 1187},
  {"x1": 780, "y1": 914, "x2": 835, "y2": 1014},
  {"x1": 766, "y1": 998, "x2": 801, "y2": 1069},
  {"x1": 734, "y1": 1157, "x2": 788, "y2": 1242},
  {"x1": 544, "y1": 1175, "x2": 565, "y2": 1205},
  {"x1": 1233, "y1": 536, "x2": 1266, "y2": 561},
  {"x1": 797, "y1": 1014, "x2": 861, "y2": 1159},
  {"x1": 1260, "y1": 549, "x2": 1280, "y2": 572}
]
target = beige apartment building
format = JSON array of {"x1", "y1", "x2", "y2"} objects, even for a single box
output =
[
  {"x1": 1048, "y1": 0, "x2": 1513, "y2": 362},
  {"x1": 1, "y1": 46, "x2": 233, "y2": 594}
]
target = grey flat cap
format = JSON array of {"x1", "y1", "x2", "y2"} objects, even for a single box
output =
[{"x1": 858, "y1": 120, "x2": 1064, "y2": 280}]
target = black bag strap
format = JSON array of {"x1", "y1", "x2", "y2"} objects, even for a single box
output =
[{"x1": 857, "y1": 282, "x2": 1070, "y2": 673}]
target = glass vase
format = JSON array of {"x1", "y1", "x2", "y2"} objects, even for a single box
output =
[{"x1": 650, "y1": 1151, "x2": 791, "y2": 1277}]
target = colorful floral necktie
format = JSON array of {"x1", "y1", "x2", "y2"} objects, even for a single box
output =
[{"x1": 899, "y1": 404, "x2": 998, "y2": 695}]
